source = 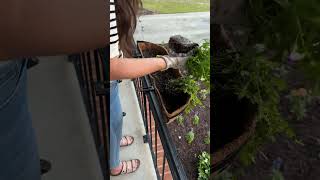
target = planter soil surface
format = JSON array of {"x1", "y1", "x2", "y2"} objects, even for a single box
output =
[
  {"x1": 231, "y1": 67, "x2": 320, "y2": 180},
  {"x1": 168, "y1": 91, "x2": 210, "y2": 180}
]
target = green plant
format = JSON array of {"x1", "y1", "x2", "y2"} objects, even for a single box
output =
[
  {"x1": 177, "y1": 115, "x2": 184, "y2": 126},
  {"x1": 185, "y1": 129, "x2": 195, "y2": 144},
  {"x1": 214, "y1": 48, "x2": 295, "y2": 166},
  {"x1": 200, "y1": 89, "x2": 209, "y2": 100},
  {"x1": 247, "y1": 0, "x2": 320, "y2": 91},
  {"x1": 197, "y1": 151, "x2": 210, "y2": 180},
  {"x1": 212, "y1": 0, "x2": 320, "y2": 177},
  {"x1": 193, "y1": 114, "x2": 200, "y2": 126},
  {"x1": 230, "y1": 0, "x2": 320, "y2": 166},
  {"x1": 186, "y1": 41, "x2": 211, "y2": 88},
  {"x1": 288, "y1": 88, "x2": 312, "y2": 120},
  {"x1": 170, "y1": 75, "x2": 202, "y2": 113},
  {"x1": 204, "y1": 132, "x2": 210, "y2": 145},
  {"x1": 168, "y1": 41, "x2": 211, "y2": 113},
  {"x1": 271, "y1": 170, "x2": 285, "y2": 180}
]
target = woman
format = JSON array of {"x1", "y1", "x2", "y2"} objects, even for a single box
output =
[
  {"x1": 0, "y1": 0, "x2": 186, "y2": 178},
  {"x1": 109, "y1": 0, "x2": 188, "y2": 176}
]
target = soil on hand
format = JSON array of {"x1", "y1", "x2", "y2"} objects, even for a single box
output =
[
  {"x1": 152, "y1": 70, "x2": 189, "y2": 114},
  {"x1": 168, "y1": 91, "x2": 210, "y2": 180}
]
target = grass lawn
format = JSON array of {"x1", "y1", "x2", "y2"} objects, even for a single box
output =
[{"x1": 142, "y1": 0, "x2": 210, "y2": 14}]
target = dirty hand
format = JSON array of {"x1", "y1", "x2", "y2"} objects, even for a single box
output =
[{"x1": 160, "y1": 55, "x2": 189, "y2": 70}]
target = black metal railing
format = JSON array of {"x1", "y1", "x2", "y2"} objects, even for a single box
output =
[
  {"x1": 69, "y1": 46, "x2": 187, "y2": 180},
  {"x1": 134, "y1": 75, "x2": 188, "y2": 180},
  {"x1": 69, "y1": 48, "x2": 109, "y2": 180}
]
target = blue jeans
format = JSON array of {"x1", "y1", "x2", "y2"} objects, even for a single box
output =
[
  {"x1": 109, "y1": 80, "x2": 123, "y2": 168},
  {"x1": 0, "y1": 60, "x2": 40, "y2": 180}
]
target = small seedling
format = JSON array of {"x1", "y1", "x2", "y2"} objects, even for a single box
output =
[
  {"x1": 177, "y1": 115, "x2": 184, "y2": 126},
  {"x1": 185, "y1": 129, "x2": 195, "y2": 144},
  {"x1": 271, "y1": 169, "x2": 285, "y2": 180},
  {"x1": 288, "y1": 88, "x2": 311, "y2": 120},
  {"x1": 193, "y1": 114, "x2": 200, "y2": 126},
  {"x1": 204, "y1": 132, "x2": 210, "y2": 145},
  {"x1": 199, "y1": 89, "x2": 209, "y2": 101},
  {"x1": 197, "y1": 151, "x2": 210, "y2": 180}
]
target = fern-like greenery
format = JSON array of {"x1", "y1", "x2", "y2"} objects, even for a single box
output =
[
  {"x1": 169, "y1": 41, "x2": 211, "y2": 113},
  {"x1": 186, "y1": 41, "x2": 211, "y2": 88},
  {"x1": 247, "y1": 0, "x2": 320, "y2": 93},
  {"x1": 214, "y1": 0, "x2": 320, "y2": 167},
  {"x1": 214, "y1": 47, "x2": 295, "y2": 166}
]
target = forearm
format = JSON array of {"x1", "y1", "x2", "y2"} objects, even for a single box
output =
[
  {"x1": 0, "y1": 0, "x2": 107, "y2": 60},
  {"x1": 110, "y1": 58, "x2": 166, "y2": 80}
]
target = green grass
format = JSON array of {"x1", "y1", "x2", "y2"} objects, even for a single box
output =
[{"x1": 142, "y1": 0, "x2": 210, "y2": 14}]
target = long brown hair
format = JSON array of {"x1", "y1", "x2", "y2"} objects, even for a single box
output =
[{"x1": 115, "y1": 0, "x2": 142, "y2": 57}]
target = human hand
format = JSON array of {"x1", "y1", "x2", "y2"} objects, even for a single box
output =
[{"x1": 160, "y1": 55, "x2": 189, "y2": 71}]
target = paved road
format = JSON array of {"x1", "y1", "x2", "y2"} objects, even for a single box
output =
[{"x1": 134, "y1": 12, "x2": 210, "y2": 45}]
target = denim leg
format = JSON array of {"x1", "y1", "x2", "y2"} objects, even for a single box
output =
[
  {"x1": 109, "y1": 81, "x2": 123, "y2": 169},
  {"x1": 0, "y1": 60, "x2": 40, "y2": 180}
]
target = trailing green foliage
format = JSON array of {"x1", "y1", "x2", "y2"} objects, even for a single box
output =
[
  {"x1": 247, "y1": 0, "x2": 320, "y2": 91},
  {"x1": 213, "y1": 0, "x2": 320, "y2": 167},
  {"x1": 170, "y1": 42, "x2": 211, "y2": 113},
  {"x1": 170, "y1": 75, "x2": 203, "y2": 114},
  {"x1": 186, "y1": 41, "x2": 211, "y2": 88},
  {"x1": 197, "y1": 151, "x2": 211, "y2": 180},
  {"x1": 214, "y1": 48, "x2": 295, "y2": 166}
]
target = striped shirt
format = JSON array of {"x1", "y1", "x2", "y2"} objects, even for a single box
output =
[{"x1": 110, "y1": 0, "x2": 122, "y2": 58}]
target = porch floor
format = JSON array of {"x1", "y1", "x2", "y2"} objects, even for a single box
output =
[
  {"x1": 28, "y1": 57, "x2": 104, "y2": 180},
  {"x1": 111, "y1": 80, "x2": 157, "y2": 180},
  {"x1": 27, "y1": 57, "x2": 157, "y2": 180}
]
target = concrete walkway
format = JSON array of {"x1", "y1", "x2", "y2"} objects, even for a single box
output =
[
  {"x1": 134, "y1": 12, "x2": 210, "y2": 44},
  {"x1": 28, "y1": 57, "x2": 103, "y2": 180},
  {"x1": 28, "y1": 58, "x2": 156, "y2": 180},
  {"x1": 111, "y1": 80, "x2": 157, "y2": 180}
]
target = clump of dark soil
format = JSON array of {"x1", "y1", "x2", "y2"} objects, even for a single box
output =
[{"x1": 169, "y1": 35, "x2": 199, "y2": 53}]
